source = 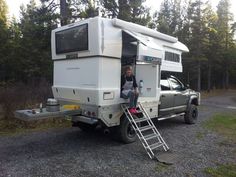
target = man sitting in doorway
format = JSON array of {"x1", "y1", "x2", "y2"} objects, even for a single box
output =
[{"x1": 121, "y1": 66, "x2": 139, "y2": 114}]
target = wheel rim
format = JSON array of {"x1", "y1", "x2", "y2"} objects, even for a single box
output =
[{"x1": 127, "y1": 123, "x2": 136, "y2": 138}]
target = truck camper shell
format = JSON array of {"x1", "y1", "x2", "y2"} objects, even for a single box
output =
[
  {"x1": 51, "y1": 17, "x2": 188, "y2": 102},
  {"x1": 50, "y1": 17, "x2": 189, "y2": 126}
]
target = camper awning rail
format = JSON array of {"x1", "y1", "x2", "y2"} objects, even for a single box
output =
[
  {"x1": 113, "y1": 18, "x2": 178, "y2": 43},
  {"x1": 123, "y1": 30, "x2": 163, "y2": 51}
]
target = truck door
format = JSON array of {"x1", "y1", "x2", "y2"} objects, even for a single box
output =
[
  {"x1": 159, "y1": 79, "x2": 175, "y2": 116},
  {"x1": 168, "y1": 78, "x2": 188, "y2": 113}
]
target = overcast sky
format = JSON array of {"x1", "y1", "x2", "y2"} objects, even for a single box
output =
[{"x1": 5, "y1": 0, "x2": 236, "y2": 20}]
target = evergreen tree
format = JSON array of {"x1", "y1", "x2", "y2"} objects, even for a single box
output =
[
  {"x1": 216, "y1": 0, "x2": 234, "y2": 89},
  {"x1": 16, "y1": 0, "x2": 58, "y2": 82},
  {"x1": 103, "y1": 0, "x2": 151, "y2": 26},
  {"x1": 67, "y1": 0, "x2": 98, "y2": 22},
  {"x1": 0, "y1": 0, "x2": 8, "y2": 81},
  {"x1": 201, "y1": 3, "x2": 218, "y2": 91}
]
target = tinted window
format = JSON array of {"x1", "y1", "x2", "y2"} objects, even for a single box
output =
[
  {"x1": 56, "y1": 24, "x2": 88, "y2": 54},
  {"x1": 160, "y1": 80, "x2": 171, "y2": 90},
  {"x1": 165, "y1": 52, "x2": 180, "y2": 62},
  {"x1": 169, "y1": 78, "x2": 182, "y2": 90}
]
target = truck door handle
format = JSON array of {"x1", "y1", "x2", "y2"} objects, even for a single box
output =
[
  {"x1": 174, "y1": 94, "x2": 177, "y2": 96},
  {"x1": 161, "y1": 95, "x2": 165, "y2": 98}
]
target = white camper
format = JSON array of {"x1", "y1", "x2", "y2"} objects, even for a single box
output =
[
  {"x1": 51, "y1": 16, "x2": 189, "y2": 126},
  {"x1": 15, "y1": 17, "x2": 200, "y2": 160}
]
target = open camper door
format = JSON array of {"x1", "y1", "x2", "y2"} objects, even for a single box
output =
[
  {"x1": 121, "y1": 30, "x2": 162, "y2": 100},
  {"x1": 135, "y1": 39, "x2": 163, "y2": 101}
]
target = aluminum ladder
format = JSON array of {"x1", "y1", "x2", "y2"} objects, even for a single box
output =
[{"x1": 121, "y1": 102, "x2": 169, "y2": 159}]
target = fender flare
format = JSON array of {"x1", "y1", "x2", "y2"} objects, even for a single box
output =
[{"x1": 187, "y1": 95, "x2": 199, "y2": 111}]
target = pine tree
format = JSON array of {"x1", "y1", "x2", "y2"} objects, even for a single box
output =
[
  {"x1": 16, "y1": 0, "x2": 58, "y2": 81},
  {"x1": 154, "y1": 0, "x2": 183, "y2": 36},
  {"x1": 103, "y1": 0, "x2": 151, "y2": 26},
  {"x1": 0, "y1": 0, "x2": 8, "y2": 81},
  {"x1": 216, "y1": 0, "x2": 234, "y2": 89},
  {"x1": 201, "y1": 2, "x2": 218, "y2": 91}
]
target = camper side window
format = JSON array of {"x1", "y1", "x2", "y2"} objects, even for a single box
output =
[
  {"x1": 165, "y1": 52, "x2": 180, "y2": 63},
  {"x1": 55, "y1": 24, "x2": 88, "y2": 54}
]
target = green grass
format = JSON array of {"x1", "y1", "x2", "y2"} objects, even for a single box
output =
[
  {"x1": 0, "y1": 118, "x2": 71, "y2": 136},
  {"x1": 203, "y1": 113, "x2": 236, "y2": 142},
  {"x1": 204, "y1": 164, "x2": 236, "y2": 177},
  {"x1": 196, "y1": 131, "x2": 205, "y2": 140}
]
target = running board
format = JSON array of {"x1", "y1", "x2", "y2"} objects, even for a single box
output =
[{"x1": 158, "y1": 112, "x2": 185, "y2": 121}]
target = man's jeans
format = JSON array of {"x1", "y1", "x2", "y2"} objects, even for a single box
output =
[{"x1": 121, "y1": 90, "x2": 139, "y2": 108}]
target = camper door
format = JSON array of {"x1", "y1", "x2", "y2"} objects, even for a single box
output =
[{"x1": 135, "y1": 42, "x2": 162, "y2": 99}]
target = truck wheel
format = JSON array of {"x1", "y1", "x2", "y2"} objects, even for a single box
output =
[
  {"x1": 184, "y1": 104, "x2": 198, "y2": 124},
  {"x1": 117, "y1": 115, "x2": 137, "y2": 144}
]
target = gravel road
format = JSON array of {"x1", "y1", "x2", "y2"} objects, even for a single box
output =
[{"x1": 0, "y1": 93, "x2": 236, "y2": 177}]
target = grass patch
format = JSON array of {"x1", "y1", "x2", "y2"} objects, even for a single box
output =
[
  {"x1": 204, "y1": 164, "x2": 236, "y2": 177},
  {"x1": 203, "y1": 113, "x2": 236, "y2": 142},
  {"x1": 0, "y1": 118, "x2": 71, "y2": 136},
  {"x1": 196, "y1": 131, "x2": 205, "y2": 140},
  {"x1": 155, "y1": 163, "x2": 170, "y2": 172}
]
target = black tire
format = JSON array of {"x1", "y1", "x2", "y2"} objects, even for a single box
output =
[
  {"x1": 184, "y1": 104, "x2": 198, "y2": 124},
  {"x1": 77, "y1": 122, "x2": 97, "y2": 132},
  {"x1": 116, "y1": 115, "x2": 137, "y2": 144}
]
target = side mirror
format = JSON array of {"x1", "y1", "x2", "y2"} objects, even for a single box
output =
[{"x1": 186, "y1": 84, "x2": 190, "y2": 89}]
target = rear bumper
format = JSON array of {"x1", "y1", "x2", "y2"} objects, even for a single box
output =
[{"x1": 72, "y1": 115, "x2": 98, "y2": 125}]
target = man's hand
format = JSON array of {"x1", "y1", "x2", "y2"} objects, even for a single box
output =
[{"x1": 134, "y1": 88, "x2": 139, "y2": 95}]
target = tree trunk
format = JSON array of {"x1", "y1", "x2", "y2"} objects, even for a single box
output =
[
  {"x1": 197, "y1": 60, "x2": 201, "y2": 92},
  {"x1": 222, "y1": 72, "x2": 225, "y2": 89},
  {"x1": 225, "y1": 68, "x2": 229, "y2": 89},
  {"x1": 207, "y1": 63, "x2": 211, "y2": 92},
  {"x1": 60, "y1": 0, "x2": 68, "y2": 26}
]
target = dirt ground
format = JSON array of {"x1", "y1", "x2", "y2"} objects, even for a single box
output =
[{"x1": 0, "y1": 92, "x2": 236, "y2": 177}]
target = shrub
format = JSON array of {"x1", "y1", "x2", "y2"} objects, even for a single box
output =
[{"x1": 0, "y1": 79, "x2": 52, "y2": 120}]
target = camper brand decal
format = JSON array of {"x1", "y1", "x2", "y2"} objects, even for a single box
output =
[
  {"x1": 66, "y1": 54, "x2": 78, "y2": 59},
  {"x1": 138, "y1": 55, "x2": 161, "y2": 64}
]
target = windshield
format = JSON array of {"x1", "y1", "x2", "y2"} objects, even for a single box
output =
[{"x1": 56, "y1": 24, "x2": 88, "y2": 54}]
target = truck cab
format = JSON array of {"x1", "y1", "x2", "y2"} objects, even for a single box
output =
[{"x1": 159, "y1": 75, "x2": 200, "y2": 124}]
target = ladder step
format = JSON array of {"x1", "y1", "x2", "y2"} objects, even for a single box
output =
[
  {"x1": 143, "y1": 133, "x2": 157, "y2": 141},
  {"x1": 135, "y1": 110, "x2": 143, "y2": 114},
  {"x1": 134, "y1": 117, "x2": 148, "y2": 123},
  {"x1": 121, "y1": 103, "x2": 169, "y2": 159},
  {"x1": 139, "y1": 125, "x2": 153, "y2": 132},
  {"x1": 149, "y1": 142, "x2": 164, "y2": 150}
]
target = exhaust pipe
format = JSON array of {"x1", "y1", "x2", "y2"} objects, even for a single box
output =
[{"x1": 103, "y1": 129, "x2": 110, "y2": 135}]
